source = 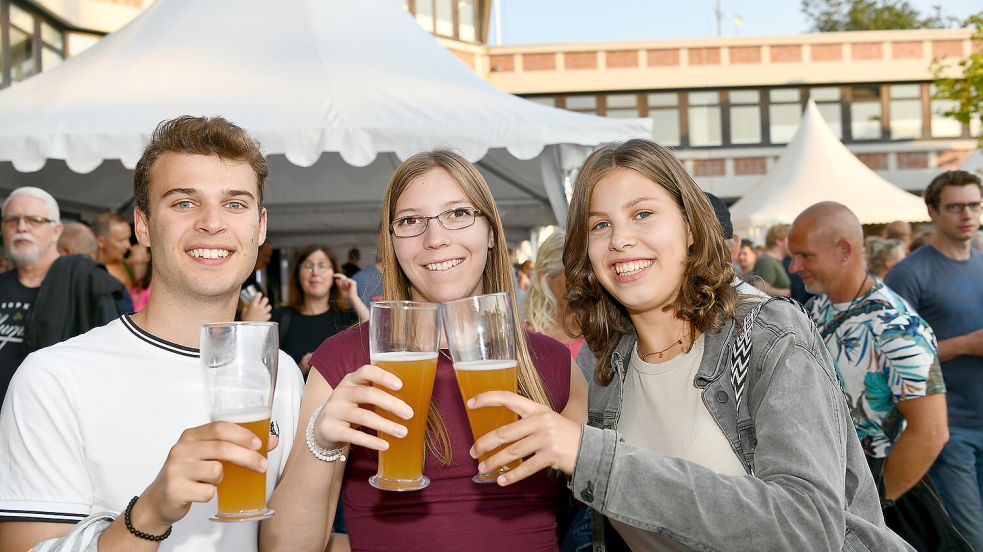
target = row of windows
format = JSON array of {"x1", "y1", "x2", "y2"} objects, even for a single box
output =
[
  {"x1": 0, "y1": 0, "x2": 67, "y2": 87},
  {"x1": 527, "y1": 83, "x2": 979, "y2": 148},
  {"x1": 402, "y1": 0, "x2": 479, "y2": 43}
]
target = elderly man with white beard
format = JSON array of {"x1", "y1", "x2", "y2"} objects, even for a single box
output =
[{"x1": 0, "y1": 187, "x2": 63, "y2": 404}]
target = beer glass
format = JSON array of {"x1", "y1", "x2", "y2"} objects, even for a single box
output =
[
  {"x1": 440, "y1": 292, "x2": 521, "y2": 483},
  {"x1": 369, "y1": 301, "x2": 440, "y2": 491},
  {"x1": 201, "y1": 322, "x2": 278, "y2": 521}
]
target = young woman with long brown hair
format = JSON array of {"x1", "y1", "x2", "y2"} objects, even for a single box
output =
[
  {"x1": 261, "y1": 150, "x2": 586, "y2": 552},
  {"x1": 468, "y1": 139, "x2": 908, "y2": 550}
]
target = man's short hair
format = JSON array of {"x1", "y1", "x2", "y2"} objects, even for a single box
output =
[
  {"x1": 740, "y1": 238, "x2": 755, "y2": 250},
  {"x1": 923, "y1": 170, "x2": 982, "y2": 209},
  {"x1": 347, "y1": 248, "x2": 360, "y2": 262},
  {"x1": 133, "y1": 116, "x2": 269, "y2": 217},
  {"x1": 765, "y1": 223, "x2": 789, "y2": 248},
  {"x1": 2, "y1": 187, "x2": 60, "y2": 221},
  {"x1": 92, "y1": 212, "x2": 129, "y2": 238},
  {"x1": 58, "y1": 222, "x2": 98, "y2": 258}
]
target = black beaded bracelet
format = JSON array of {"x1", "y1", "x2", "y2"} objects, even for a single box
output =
[{"x1": 124, "y1": 496, "x2": 173, "y2": 542}]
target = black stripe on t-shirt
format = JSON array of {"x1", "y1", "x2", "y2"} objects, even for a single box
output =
[
  {"x1": 121, "y1": 314, "x2": 199, "y2": 358},
  {"x1": 0, "y1": 509, "x2": 88, "y2": 523}
]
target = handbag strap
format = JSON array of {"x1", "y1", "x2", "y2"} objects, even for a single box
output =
[{"x1": 730, "y1": 295, "x2": 807, "y2": 476}]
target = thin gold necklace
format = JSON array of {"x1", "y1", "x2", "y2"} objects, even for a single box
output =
[{"x1": 639, "y1": 329, "x2": 688, "y2": 361}]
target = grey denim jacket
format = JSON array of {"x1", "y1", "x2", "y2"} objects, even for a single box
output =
[{"x1": 570, "y1": 286, "x2": 913, "y2": 551}]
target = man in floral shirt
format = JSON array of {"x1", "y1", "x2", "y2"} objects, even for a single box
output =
[{"x1": 789, "y1": 202, "x2": 947, "y2": 512}]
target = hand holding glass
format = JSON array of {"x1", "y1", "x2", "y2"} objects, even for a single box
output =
[
  {"x1": 201, "y1": 322, "x2": 278, "y2": 521},
  {"x1": 369, "y1": 301, "x2": 440, "y2": 491},
  {"x1": 440, "y1": 292, "x2": 521, "y2": 483}
]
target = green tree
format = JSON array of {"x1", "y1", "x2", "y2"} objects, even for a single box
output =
[
  {"x1": 932, "y1": 14, "x2": 983, "y2": 147},
  {"x1": 801, "y1": 0, "x2": 955, "y2": 32}
]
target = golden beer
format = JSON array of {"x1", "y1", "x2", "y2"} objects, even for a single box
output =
[
  {"x1": 215, "y1": 407, "x2": 270, "y2": 517},
  {"x1": 453, "y1": 359, "x2": 521, "y2": 481},
  {"x1": 371, "y1": 352, "x2": 438, "y2": 490}
]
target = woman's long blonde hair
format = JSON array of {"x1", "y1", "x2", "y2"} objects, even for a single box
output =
[{"x1": 378, "y1": 149, "x2": 553, "y2": 464}]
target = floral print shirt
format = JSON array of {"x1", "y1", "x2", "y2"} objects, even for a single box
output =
[{"x1": 807, "y1": 280, "x2": 946, "y2": 458}]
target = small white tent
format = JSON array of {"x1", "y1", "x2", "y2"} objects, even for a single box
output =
[
  {"x1": 730, "y1": 100, "x2": 928, "y2": 241},
  {"x1": 0, "y1": 0, "x2": 649, "y2": 245}
]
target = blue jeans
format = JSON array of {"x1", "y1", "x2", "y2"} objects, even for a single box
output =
[
  {"x1": 560, "y1": 506, "x2": 592, "y2": 552},
  {"x1": 929, "y1": 425, "x2": 983, "y2": 551}
]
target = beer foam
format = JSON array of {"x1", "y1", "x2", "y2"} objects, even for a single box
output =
[
  {"x1": 452, "y1": 359, "x2": 517, "y2": 371},
  {"x1": 371, "y1": 351, "x2": 439, "y2": 362},
  {"x1": 213, "y1": 406, "x2": 271, "y2": 424}
]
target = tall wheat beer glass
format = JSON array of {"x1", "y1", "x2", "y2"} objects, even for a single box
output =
[
  {"x1": 369, "y1": 301, "x2": 440, "y2": 491},
  {"x1": 440, "y1": 292, "x2": 521, "y2": 483},
  {"x1": 201, "y1": 322, "x2": 278, "y2": 521}
]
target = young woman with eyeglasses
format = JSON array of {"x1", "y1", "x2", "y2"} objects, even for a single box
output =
[
  {"x1": 261, "y1": 150, "x2": 587, "y2": 552},
  {"x1": 270, "y1": 246, "x2": 369, "y2": 377}
]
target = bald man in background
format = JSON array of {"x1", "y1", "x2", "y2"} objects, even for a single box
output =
[
  {"x1": 882, "y1": 220, "x2": 913, "y2": 253},
  {"x1": 57, "y1": 222, "x2": 98, "y2": 259},
  {"x1": 789, "y1": 202, "x2": 953, "y2": 549}
]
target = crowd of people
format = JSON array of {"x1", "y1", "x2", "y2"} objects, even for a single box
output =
[{"x1": 0, "y1": 115, "x2": 980, "y2": 552}]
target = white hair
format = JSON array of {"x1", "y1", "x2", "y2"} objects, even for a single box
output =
[{"x1": 2, "y1": 187, "x2": 60, "y2": 221}]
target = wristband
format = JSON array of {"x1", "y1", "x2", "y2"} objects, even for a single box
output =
[
  {"x1": 306, "y1": 406, "x2": 347, "y2": 462},
  {"x1": 124, "y1": 496, "x2": 172, "y2": 542}
]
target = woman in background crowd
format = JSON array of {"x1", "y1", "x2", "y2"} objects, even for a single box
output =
[
  {"x1": 272, "y1": 245, "x2": 369, "y2": 377},
  {"x1": 866, "y1": 237, "x2": 906, "y2": 280},
  {"x1": 126, "y1": 243, "x2": 152, "y2": 311}
]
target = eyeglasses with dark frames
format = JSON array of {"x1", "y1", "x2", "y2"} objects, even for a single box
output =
[
  {"x1": 940, "y1": 202, "x2": 983, "y2": 214},
  {"x1": 390, "y1": 207, "x2": 483, "y2": 238},
  {"x1": 1, "y1": 215, "x2": 58, "y2": 229}
]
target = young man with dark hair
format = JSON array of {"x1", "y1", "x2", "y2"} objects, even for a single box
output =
[
  {"x1": 0, "y1": 116, "x2": 304, "y2": 552},
  {"x1": 885, "y1": 170, "x2": 983, "y2": 551}
]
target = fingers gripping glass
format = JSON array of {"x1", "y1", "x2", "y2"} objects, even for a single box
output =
[
  {"x1": 390, "y1": 207, "x2": 482, "y2": 238},
  {"x1": 940, "y1": 202, "x2": 983, "y2": 214},
  {"x1": 1, "y1": 215, "x2": 57, "y2": 229}
]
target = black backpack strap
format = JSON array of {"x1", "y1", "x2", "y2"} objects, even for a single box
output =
[{"x1": 730, "y1": 296, "x2": 807, "y2": 476}]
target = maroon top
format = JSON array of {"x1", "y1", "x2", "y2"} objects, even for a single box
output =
[{"x1": 311, "y1": 324, "x2": 571, "y2": 552}]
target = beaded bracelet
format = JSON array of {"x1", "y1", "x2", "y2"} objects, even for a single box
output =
[
  {"x1": 124, "y1": 495, "x2": 172, "y2": 542},
  {"x1": 306, "y1": 406, "x2": 347, "y2": 462}
]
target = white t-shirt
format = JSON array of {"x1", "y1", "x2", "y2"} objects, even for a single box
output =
[
  {"x1": 613, "y1": 335, "x2": 746, "y2": 551},
  {"x1": 0, "y1": 315, "x2": 305, "y2": 551}
]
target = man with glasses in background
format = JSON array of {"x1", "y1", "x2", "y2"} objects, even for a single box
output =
[
  {"x1": 886, "y1": 170, "x2": 983, "y2": 551},
  {"x1": 0, "y1": 187, "x2": 62, "y2": 403}
]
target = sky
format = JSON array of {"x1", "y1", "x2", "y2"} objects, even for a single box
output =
[{"x1": 491, "y1": 0, "x2": 981, "y2": 45}]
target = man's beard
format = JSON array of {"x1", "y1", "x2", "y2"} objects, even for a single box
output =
[{"x1": 8, "y1": 233, "x2": 40, "y2": 265}]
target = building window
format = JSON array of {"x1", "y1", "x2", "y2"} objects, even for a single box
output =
[
  {"x1": 929, "y1": 85, "x2": 963, "y2": 138},
  {"x1": 457, "y1": 0, "x2": 476, "y2": 42},
  {"x1": 889, "y1": 84, "x2": 922, "y2": 140},
  {"x1": 435, "y1": 0, "x2": 453, "y2": 36},
  {"x1": 3, "y1": 0, "x2": 69, "y2": 87},
  {"x1": 729, "y1": 90, "x2": 761, "y2": 145},
  {"x1": 850, "y1": 85, "x2": 882, "y2": 140},
  {"x1": 769, "y1": 88, "x2": 801, "y2": 144},
  {"x1": 564, "y1": 94, "x2": 598, "y2": 114},
  {"x1": 648, "y1": 92, "x2": 680, "y2": 146},
  {"x1": 605, "y1": 94, "x2": 638, "y2": 118},
  {"x1": 688, "y1": 91, "x2": 722, "y2": 147},
  {"x1": 527, "y1": 96, "x2": 556, "y2": 108},
  {"x1": 415, "y1": 0, "x2": 434, "y2": 32}
]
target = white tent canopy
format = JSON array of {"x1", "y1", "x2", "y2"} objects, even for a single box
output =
[
  {"x1": 0, "y1": 0, "x2": 649, "y2": 246},
  {"x1": 730, "y1": 100, "x2": 928, "y2": 242}
]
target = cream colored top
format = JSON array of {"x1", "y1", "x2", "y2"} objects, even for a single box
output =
[{"x1": 611, "y1": 334, "x2": 747, "y2": 550}]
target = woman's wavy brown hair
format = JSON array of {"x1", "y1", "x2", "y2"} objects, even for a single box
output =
[{"x1": 564, "y1": 139, "x2": 737, "y2": 385}]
